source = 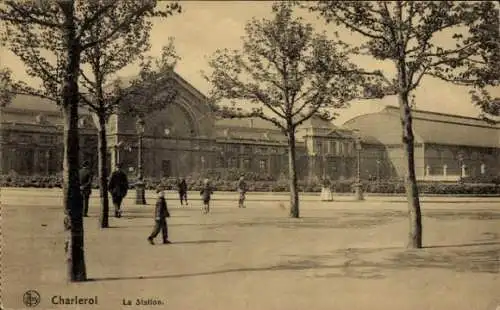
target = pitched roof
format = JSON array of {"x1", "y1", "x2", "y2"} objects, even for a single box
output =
[
  {"x1": 215, "y1": 117, "x2": 282, "y2": 131},
  {"x1": 2, "y1": 94, "x2": 90, "y2": 115},
  {"x1": 5, "y1": 94, "x2": 60, "y2": 112},
  {"x1": 214, "y1": 117, "x2": 287, "y2": 142},
  {"x1": 214, "y1": 114, "x2": 338, "y2": 131},
  {"x1": 300, "y1": 116, "x2": 338, "y2": 129},
  {"x1": 343, "y1": 106, "x2": 500, "y2": 148},
  {"x1": 112, "y1": 70, "x2": 208, "y2": 102},
  {"x1": 385, "y1": 105, "x2": 499, "y2": 127}
]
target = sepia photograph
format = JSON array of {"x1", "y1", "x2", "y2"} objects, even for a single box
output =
[{"x1": 0, "y1": 1, "x2": 499, "y2": 309}]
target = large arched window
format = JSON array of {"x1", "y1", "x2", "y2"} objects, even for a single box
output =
[{"x1": 146, "y1": 103, "x2": 197, "y2": 138}]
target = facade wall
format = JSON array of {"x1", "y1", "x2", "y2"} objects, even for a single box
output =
[
  {"x1": 424, "y1": 143, "x2": 500, "y2": 177},
  {"x1": 2, "y1": 82, "x2": 499, "y2": 182},
  {"x1": 384, "y1": 146, "x2": 406, "y2": 178},
  {"x1": 2, "y1": 121, "x2": 498, "y2": 181},
  {"x1": 0, "y1": 128, "x2": 97, "y2": 175},
  {"x1": 379, "y1": 144, "x2": 425, "y2": 179},
  {"x1": 358, "y1": 145, "x2": 388, "y2": 180}
]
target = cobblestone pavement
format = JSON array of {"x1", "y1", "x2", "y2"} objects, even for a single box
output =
[{"x1": 2, "y1": 188, "x2": 499, "y2": 310}]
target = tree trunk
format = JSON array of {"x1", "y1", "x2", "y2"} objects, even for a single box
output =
[
  {"x1": 287, "y1": 130, "x2": 300, "y2": 218},
  {"x1": 393, "y1": 0, "x2": 422, "y2": 249},
  {"x1": 97, "y1": 113, "x2": 110, "y2": 228},
  {"x1": 398, "y1": 92, "x2": 423, "y2": 249},
  {"x1": 61, "y1": 1, "x2": 86, "y2": 281}
]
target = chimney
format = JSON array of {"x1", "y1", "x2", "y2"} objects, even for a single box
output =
[{"x1": 249, "y1": 119, "x2": 253, "y2": 128}]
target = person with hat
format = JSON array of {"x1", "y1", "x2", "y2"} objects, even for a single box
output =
[
  {"x1": 199, "y1": 178, "x2": 214, "y2": 214},
  {"x1": 147, "y1": 187, "x2": 171, "y2": 245},
  {"x1": 177, "y1": 178, "x2": 189, "y2": 207},
  {"x1": 79, "y1": 160, "x2": 93, "y2": 217},
  {"x1": 108, "y1": 163, "x2": 129, "y2": 218},
  {"x1": 237, "y1": 176, "x2": 248, "y2": 208}
]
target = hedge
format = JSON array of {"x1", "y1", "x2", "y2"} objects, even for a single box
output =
[{"x1": 1, "y1": 174, "x2": 499, "y2": 195}]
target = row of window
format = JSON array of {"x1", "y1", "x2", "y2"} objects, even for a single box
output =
[
  {"x1": 12, "y1": 134, "x2": 60, "y2": 145},
  {"x1": 314, "y1": 140, "x2": 354, "y2": 156},
  {"x1": 3, "y1": 148, "x2": 61, "y2": 175},
  {"x1": 222, "y1": 144, "x2": 282, "y2": 154},
  {"x1": 215, "y1": 157, "x2": 269, "y2": 171},
  {"x1": 10, "y1": 134, "x2": 99, "y2": 146},
  {"x1": 427, "y1": 149, "x2": 496, "y2": 161},
  {"x1": 425, "y1": 163, "x2": 488, "y2": 176}
]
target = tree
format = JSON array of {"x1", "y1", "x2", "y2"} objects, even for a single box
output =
[
  {"x1": 78, "y1": 1, "x2": 180, "y2": 228},
  {"x1": 310, "y1": 1, "x2": 499, "y2": 248},
  {"x1": 472, "y1": 90, "x2": 499, "y2": 122},
  {"x1": 0, "y1": 0, "x2": 180, "y2": 282},
  {"x1": 0, "y1": 67, "x2": 15, "y2": 107},
  {"x1": 204, "y1": 2, "x2": 385, "y2": 218}
]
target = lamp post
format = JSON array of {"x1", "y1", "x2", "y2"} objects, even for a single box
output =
[
  {"x1": 113, "y1": 140, "x2": 132, "y2": 169},
  {"x1": 457, "y1": 151, "x2": 465, "y2": 178},
  {"x1": 135, "y1": 117, "x2": 146, "y2": 205},
  {"x1": 114, "y1": 141, "x2": 124, "y2": 166},
  {"x1": 309, "y1": 152, "x2": 317, "y2": 182},
  {"x1": 201, "y1": 156, "x2": 206, "y2": 171},
  {"x1": 45, "y1": 150, "x2": 50, "y2": 175},
  {"x1": 322, "y1": 153, "x2": 327, "y2": 180},
  {"x1": 376, "y1": 159, "x2": 381, "y2": 184},
  {"x1": 353, "y1": 133, "x2": 364, "y2": 201}
]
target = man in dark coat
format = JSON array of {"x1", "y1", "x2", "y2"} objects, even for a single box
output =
[
  {"x1": 108, "y1": 163, "x2": 129, "y2": 218},
  {"x1": 79, "y1": 160, "x2": 93, "y2": 217},
  {"x1": 200, "y1": 178, "x2": 214, "y2": 214},
  {"x1": 237, "y1": 176, "x2": 247, "y2": 208},
  {"x1": 177, "y1": 178, "x2": 188, "y2": 206},
  {"x1": 148, "y1": 188, "x2": 171, "y2": 245}
]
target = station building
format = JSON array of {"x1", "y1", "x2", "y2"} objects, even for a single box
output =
[{"x1": 1, "y1": 72, "x2": 499, "y2": 181}]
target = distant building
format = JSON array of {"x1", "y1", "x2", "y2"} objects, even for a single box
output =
[
  {"x1": 344, "y1": 106, "x2": 500, "y2": 181},
  {"x1": 1, "y1": 72, "x2": 499, "y2": 181}
]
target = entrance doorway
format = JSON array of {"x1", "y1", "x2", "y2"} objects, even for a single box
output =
[{"x1": 162, "y1": 160, "x2": 171, "y2": 178}]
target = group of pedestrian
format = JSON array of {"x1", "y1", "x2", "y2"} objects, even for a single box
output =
[
  {"x1": 79, "y1": 161, "x2": 130, "y2": 218},
  {"x1": 78, "y1": 161, "x2": 250, "y2": 246}
]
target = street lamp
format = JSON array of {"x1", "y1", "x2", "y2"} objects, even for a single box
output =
[
  {"x1": 135, "y1": 117, "x2": 146, "y2": 205},
  {"x1": 322, "y1": 152, "x2": 327, "y2": 180},
  {"x1": 113, "y1": 140, "x2": 132, "y2": 169},
  {"x1": 45, "y1": 150, "x2": 50, "y2": 175},
  {"x1": 376, "y1": 159, "x2": 381, "y2": 184},
  {"x1": 309, "y1": 152, "x2": 317, "y2": 181},
  {"x1": 457, "y1": 150, "x2": 465, "y2": 178},
  {"x1": 201, "y1": 156, "x2": 206, "y2": 171},
  {"x1": 353, "y1": 132, "x2": 364, "y2": 201},
  {"x1": 114, "y1": 141, "x2": 123, "y2": 165}
]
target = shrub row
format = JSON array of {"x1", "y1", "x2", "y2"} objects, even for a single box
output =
[
  {"x1": 460, "y1": 175, "x2": 500, "y2": 185},
  {"x1": 1, "y1": 174, "x2": 499, "y2": 195}
]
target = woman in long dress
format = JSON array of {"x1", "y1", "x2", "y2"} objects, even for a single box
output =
[{"x1": 320, "y1": 178, "x2": 333, "y2": 201}]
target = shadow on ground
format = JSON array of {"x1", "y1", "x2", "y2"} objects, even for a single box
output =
[
  {"x1": 88, "y1": 241, "x2": 499, "y2": 283},
  {"x1": 424, "y1": 210, "x2": 500, "y2": 220},
  {"x1": 184, "y1": 210, "x2": 500, "y2": 230},
  {"x1": 171, "y1": 240, "x2": 231, "y2": 245}
]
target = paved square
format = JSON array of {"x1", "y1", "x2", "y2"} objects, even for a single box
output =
[{"x1": 2, "y1": 188, "x2": 499, "y2": 310}]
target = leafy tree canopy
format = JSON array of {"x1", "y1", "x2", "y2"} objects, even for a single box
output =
[
  {"x1": 205, "y1": 2, "x2": 390, "y2": 134},
  {"x1": 0, "y1": 0, "x2": 181, "y2": 108},
  {"x1": 310, "y1": 1, "x2": 499, "y2": 117}
]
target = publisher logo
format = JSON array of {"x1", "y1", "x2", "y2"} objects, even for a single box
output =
[{"x1": 23, "y1": 290, "x2": 40, "y2": 307}]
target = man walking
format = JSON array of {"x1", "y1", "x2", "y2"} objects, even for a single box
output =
[
  {"x1": 148, "y1": 188, "x2": 171, "y2": 245},
  {"x1": 237, "y1": 176, "x2": 248, "y2": 208},
  {"x1": 177, "y1": 178, "x2": 188, "y2": 206},
  {"x1": 79, "y1": 160, "x2": 93, "y2": 217},
  {"x1": 108, "y1": 163, "x2": 129, "y2": 218}
]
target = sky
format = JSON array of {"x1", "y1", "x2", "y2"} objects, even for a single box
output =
[{"x1": 1, "y1": 1, "x2": 498, "y2": 125}]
